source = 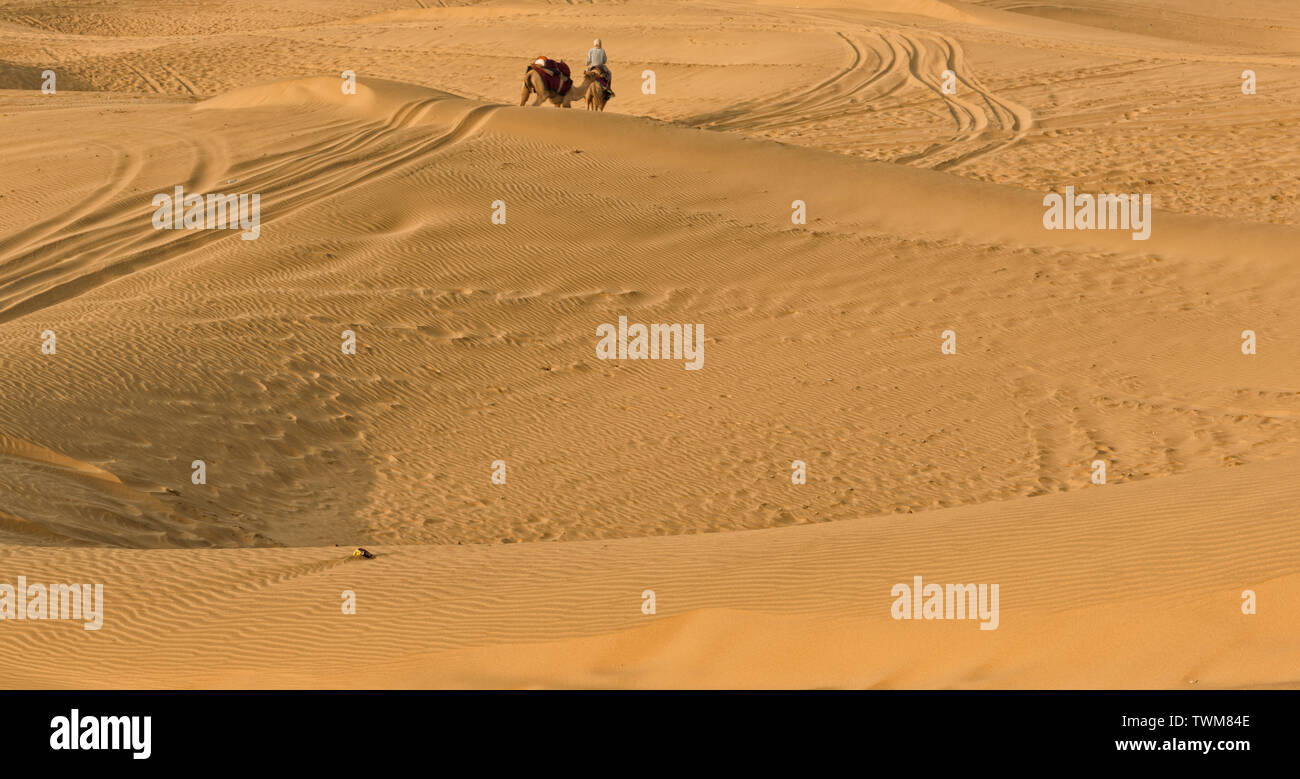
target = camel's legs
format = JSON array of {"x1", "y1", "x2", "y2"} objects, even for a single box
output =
[{"x1": 519, "y1": 83, "x2": 531, "y2": 106}]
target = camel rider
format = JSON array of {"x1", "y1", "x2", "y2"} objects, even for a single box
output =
[{"x1": 586, "y1": 38, "x2": 614, "y2": 97}]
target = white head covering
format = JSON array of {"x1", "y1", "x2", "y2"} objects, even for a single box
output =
[{"x1": 594, "y1": 38, "x2": 602, "y2": 47}]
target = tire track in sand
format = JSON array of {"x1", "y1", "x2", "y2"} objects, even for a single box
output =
[
  {"x1": 0, "y1": 99, "x2": 500, "y2": 325},
  {"x1": 681, "y1": 25, "x2": 1033, "y2": 171}
]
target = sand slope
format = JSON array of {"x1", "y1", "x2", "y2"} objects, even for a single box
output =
[
  {"x1": 0, "y1": 0, "x2": 1297, "y2": 688},
  {"x1": 2, "y1": 454, "x2": 1297, "y2": 688}
]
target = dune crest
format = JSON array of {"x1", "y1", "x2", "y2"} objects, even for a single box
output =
[{"x1": 196, "y1": 75, "x2": 463, "y2": 118}]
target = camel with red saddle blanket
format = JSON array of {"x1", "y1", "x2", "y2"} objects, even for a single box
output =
[
  {"x1": 583, "y1": 66, "x2": 612, "y2": 111},
  {"x1": 520, "y1": 57, "x2": 609, "y2": 109}
]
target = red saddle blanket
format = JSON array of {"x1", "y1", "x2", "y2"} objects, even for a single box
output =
[
  {"x1": 529, "y1": 58, "x2": 572, "y2": 95},
  {"x1": 587, "y1": 68, "x2": 611, "y2": 92}
]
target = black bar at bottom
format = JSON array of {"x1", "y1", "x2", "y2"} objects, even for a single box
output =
[{"x1": 1, "y1": 689, "x2": 1289, "y2": 767}]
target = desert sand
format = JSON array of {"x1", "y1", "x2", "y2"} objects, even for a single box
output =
[{"x1": 0, "y1": 0, "x2": 1298, "y2": 688}]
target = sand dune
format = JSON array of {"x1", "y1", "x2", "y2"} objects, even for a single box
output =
[
  {"x1": 3, "y1": 454, "x2": 1297, "y2": 688},
  {"x1": 0, "y1": 0, "x2": 1297, "y2": 688}
]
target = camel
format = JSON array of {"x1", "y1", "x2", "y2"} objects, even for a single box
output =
[
  {"x1": 583, "y1": 67, "x2": 610, "y2": 111},
  {"x1": 519, "y1": 66, "x2": 594, "y2": 108}
]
